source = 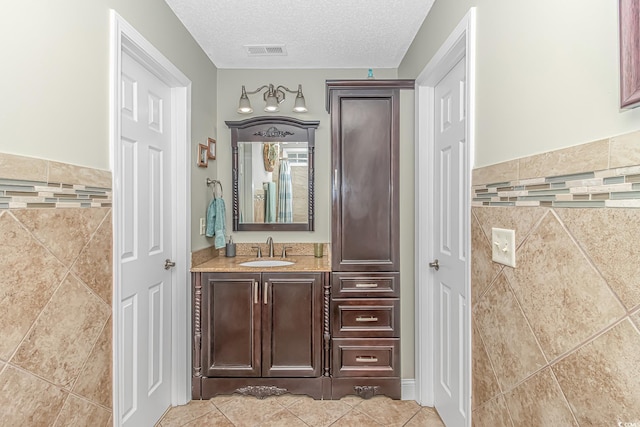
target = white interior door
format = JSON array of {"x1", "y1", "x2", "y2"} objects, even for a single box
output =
[
  {"x1": 119, "y1": 50, "x2": 173, "y2": 426},
  {"x1": 432, "y1": 57, "x2": 470, "y2": 426}
]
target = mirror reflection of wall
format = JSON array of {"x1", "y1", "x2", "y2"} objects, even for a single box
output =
[{"x1": 238, "y1": 141, "x2": 308, "y2": 225}]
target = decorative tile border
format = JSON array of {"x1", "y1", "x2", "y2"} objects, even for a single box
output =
[
  {"x1": 472, "y1": 130, "x2": 640, "y2": 208},
  {"x1": 473, "y1": 165, "x2": 640, "y2": 208},
  {"x1": 0, "y1": 152, "x2": 112, "y2": 209},
  {"x1": 0, "y1": 178, "x2": 112, "y2": 209}
]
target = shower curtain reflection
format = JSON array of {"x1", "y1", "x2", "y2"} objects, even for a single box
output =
[{"x1": 278, "y1": 159, "x2": 293, "y2": 222}]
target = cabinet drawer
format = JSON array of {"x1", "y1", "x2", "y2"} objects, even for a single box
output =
[
  {"x1": 332, "y1": 299, "x2": 399, "y2": 337},
  {"x1": 331, "y1": 272, "x2": 399, "y2": 298},
  {"x1": 332, "y1": 338, "x2": 400, "y2": 377}
]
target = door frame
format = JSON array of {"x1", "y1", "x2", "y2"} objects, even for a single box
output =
[
  {"x1": 110, "y1": 10, "x2": 192, "y2": 424},
  {"x1": 414, "y1": 8, "x2": 476, "y2": 412}
]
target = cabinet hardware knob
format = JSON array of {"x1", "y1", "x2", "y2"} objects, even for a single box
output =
[
  {"x1": 355, "y1": 316, "x2": 379, "y2": 322},
  {"x1": 355, "y1": 356, "x2": 379, "y2": 363},
  {"x1": 355, "y1": 283, "x2": 378, "y2": 288}
]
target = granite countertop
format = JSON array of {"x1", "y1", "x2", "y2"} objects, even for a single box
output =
[{"x1": 191, "y1": 254, "x2": 331, "y2": 272}]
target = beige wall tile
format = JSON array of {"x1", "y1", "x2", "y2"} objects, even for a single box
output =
[
  {"x1": 13, "y1": 208, "x2": 109, "y2": 266},
  {"x1": 518, "y1": 139, "x2": 609, "y2": 180},
  {"x1": 471, "y1": 212, "x2": 502, "y2": 305},
  {"x1": 632, "y1": 310, "x2": 640, "y2": 329},
  {"x1": 11, "y1": 274, "x2": 110, "y2": 388},
  {"x1": 0, "y1": 365, "x2": 68, "y2": 425},
  {"x1": 472, "y1": 160, "x2": 519, "y2": 186},
  {"x1": 0, "y1": 211, "x2": 67, "y2": 359},
  {"x1": 553, "y1": 320, "x2": 640, "y2": 425},
  {"x1": 48, "y1": 161, "x2": 111, "y2": 188},
  {"x1": 73, "y1": 318, "x2": 112, "y2": 408},
  {"x1": 0, "y1": 152, "x2": 48, "y2": 182},
  {"x1": 610, "y1": 130, "x2": 640, "y2": 168},
  {"x1": 504, "y1": 212, "x2": 625, "y2": 360},
  {"x1": 472, "y1": 207, "x2": 547, "y2": 249},
  {"x1": 472, "y1": 324, "x2": 501, "y2": 408},
  {"x1": 53, "y1": 394, "x2": 111, "y2": 427},
  {"x1": 556, "y1": 208, "x2": 640, "y2": 310},
  {"x1": 504, "y1": 368, "x2": 577, "y2": 426},
  {"x1": 72, "y1": 211, "x2": 112, "y2": 305},
  {"x1": 474, "y1": 274, "x2": 546, "y2": 390},
  {"x1": 472, "y1": 395, "x2": 513, "y2": 427}
]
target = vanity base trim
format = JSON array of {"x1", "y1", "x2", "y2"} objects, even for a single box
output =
[
  {"x1": 198, "y1": 377, "x2": 326, "y2": 400},
  {"x1": 331, "y1": 377, "x2": 401, "y2": 400}
]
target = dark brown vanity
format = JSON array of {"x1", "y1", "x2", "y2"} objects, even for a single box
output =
[{"x1": 191, "y1": 80, "x2": 413, "y2": 401}]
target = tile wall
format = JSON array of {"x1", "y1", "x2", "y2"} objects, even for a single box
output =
[
  {"x1": 471, "y1": 131, "x2": 640, "y2": 426},
  {"x1": 0, "y1": 153, "x2": 113, "y2": 426}
]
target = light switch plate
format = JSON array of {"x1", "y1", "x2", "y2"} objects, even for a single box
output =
[
  {"x1": 199, "y1": 218, "x2": 206, "y2": 235},
  {"x1": 491, "y1": 227, "x2": 516, "y2": 267}
]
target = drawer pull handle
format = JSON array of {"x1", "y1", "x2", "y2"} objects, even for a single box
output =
[
  {"x1": 356, "y1": 356, "x2": 379, "y2": 363},
  {"x1": 355, "y1": 283, "x2": 378, "y2": 288},
  {"x1": 253, "y1": 281, "x2": 258, "y2": 304},
  {"x1": 356, "y1": 316, "x2": 378, "y2": 322},
  {"x1": 263, "y1": 282, "x2": 269, "y2": 305}
]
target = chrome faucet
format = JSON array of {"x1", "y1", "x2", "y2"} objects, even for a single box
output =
[{"x1": 266, "y1": 236, "x2": 274, "y2": 257}]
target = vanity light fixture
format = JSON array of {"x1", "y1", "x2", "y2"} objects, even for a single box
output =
[{"x1": 237, "y1": 84, "x2": 308, "y2": 114}]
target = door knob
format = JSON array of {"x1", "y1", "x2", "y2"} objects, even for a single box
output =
[
  {"x1": 429, "y1": 259, "x2": 439, "y2": 271},
  {"x1": 164, "y1": 259, "x2": 176, "y2": 270}
]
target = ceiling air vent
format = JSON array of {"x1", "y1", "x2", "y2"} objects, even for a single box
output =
[{"x1": 244, "y1": 44, "x2": 287, "y2": 56}]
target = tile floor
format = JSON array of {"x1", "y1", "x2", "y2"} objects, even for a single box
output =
[{"x1": 156, "y1": 394, "x2": 445, "y2": 427}]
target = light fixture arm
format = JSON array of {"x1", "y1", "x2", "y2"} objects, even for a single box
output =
[{"x1": 237, "y1": 83, "x2": 307, "y2": 114}]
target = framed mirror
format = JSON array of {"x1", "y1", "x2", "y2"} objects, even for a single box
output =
[{"x1": 225, "y1": 116, "x2": 320, "y2": 231}]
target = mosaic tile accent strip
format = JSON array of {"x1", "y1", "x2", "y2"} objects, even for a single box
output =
[
  {"x1": 0, "y1": 178, "x2": 112, "y2": 209},
  {"x1": 472, "y1": 166, "x2": 640, "y2": 208}
]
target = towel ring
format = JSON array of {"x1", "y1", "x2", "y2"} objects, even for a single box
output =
[{"x1": 206, "y1": 178, "x2": 223, "y2": 198}]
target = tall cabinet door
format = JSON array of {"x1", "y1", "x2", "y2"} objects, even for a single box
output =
[
  {"x1": 201, "y1": 272, "x2": 262, "y2": 377},
  {"x1": 328, "y1": 81, "x2": 412, "y2": 272},
  {"x1": 262, "y1": 273, "x2": 322, "y2": 377}
]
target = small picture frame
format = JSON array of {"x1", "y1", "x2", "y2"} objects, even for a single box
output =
[
  {"x1": 197, "y1": 144, "x2": 209, "y2": 167},
  {"x1": 207, "y1": 137, "x2": 216, "y2": 160},
  {"x1": 620, "y1": 0, "x2": 640, "y2": 108}
]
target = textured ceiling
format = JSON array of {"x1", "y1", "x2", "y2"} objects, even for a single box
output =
[{"x1": 163, "y1": 0, "x2": 435, "y2": 69}]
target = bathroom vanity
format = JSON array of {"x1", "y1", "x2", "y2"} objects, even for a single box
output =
[{"x1": 191, "y1": 255, "x2": 331, "y2": 399}]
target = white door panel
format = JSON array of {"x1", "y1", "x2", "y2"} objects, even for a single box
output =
[
  {"x1": 119, "y1": 51, "x2": 172, "y2": 427},
  {"x1": 433, "y1": 57, "x2": 469, "y2": 426}
]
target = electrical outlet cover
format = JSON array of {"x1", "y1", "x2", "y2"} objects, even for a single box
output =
[{"x1": 491, "y1": 227, "x2": 516, "y2": 267}]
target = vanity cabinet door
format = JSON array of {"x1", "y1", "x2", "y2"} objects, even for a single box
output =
[
  {"x1": 201, "y1": 272, "x2": 261, "y2": 377},
  {"x1": 261, "y1": 273, "x2": 322, "y2": 378}
]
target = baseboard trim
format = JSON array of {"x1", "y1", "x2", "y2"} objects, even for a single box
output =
[{"x1": 401, "y1": 379, "x2": 416, "y2": 401}]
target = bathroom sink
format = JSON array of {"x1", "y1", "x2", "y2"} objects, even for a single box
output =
[{"x1": 239, "y1": 259, "x2": 295, "y2": 267}]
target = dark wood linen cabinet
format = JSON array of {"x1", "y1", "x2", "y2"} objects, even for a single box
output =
[
  {"x1": 326, "y1": 80, "x2": 414, "y2": 400},
  {"x1": 193, "y1": 271, "x2": 327, "y2": 399}
]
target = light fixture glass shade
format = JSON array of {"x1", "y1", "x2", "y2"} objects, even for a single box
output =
[
  {"x1": 293, "y1": 85, "x2": 308, "y2": 112},
  {"x1": 264, "y1": 93, "x2": 280, "y2": 112},
  {"x1": 237, "y1": 86, "x2": 253, "y2": 114}
]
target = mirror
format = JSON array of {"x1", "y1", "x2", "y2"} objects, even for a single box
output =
[{"x1": 225, "y1": 116, "x2": 320, "y2": 231}]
